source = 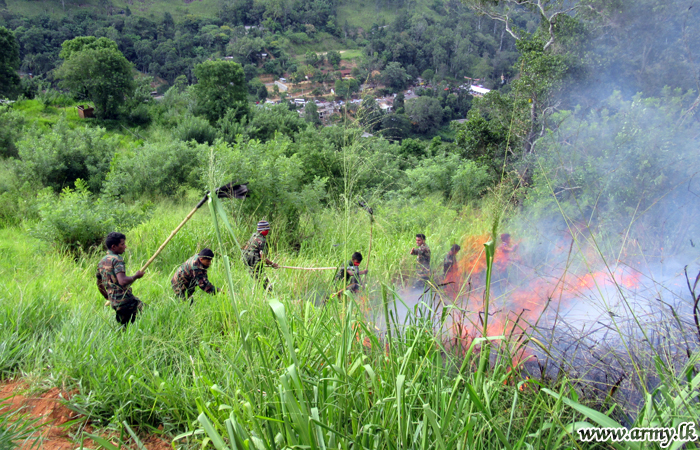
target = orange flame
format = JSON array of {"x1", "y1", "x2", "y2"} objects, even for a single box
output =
[{"x1": 441, "y1": 233, "x2": 643, "y2": 368}]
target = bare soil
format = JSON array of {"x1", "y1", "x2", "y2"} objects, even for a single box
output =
[{"x1": 0, "y1": 380, "x2": 171, "y2": 450}]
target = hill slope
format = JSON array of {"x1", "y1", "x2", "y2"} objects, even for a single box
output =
[{"x1": 5, "y1": 0, "x2": 437, "y2": 28}]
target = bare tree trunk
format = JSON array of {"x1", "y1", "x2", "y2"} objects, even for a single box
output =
[
  {"x1": 499, "y1": 26, "x2": 505, "y2": 52},
  {"x1": 525, "y1": 97, "x2": 538, "y2": 154}
]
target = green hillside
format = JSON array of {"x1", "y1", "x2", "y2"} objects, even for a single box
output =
[{"x1": 4, "y1": 0, "x2": 433, "y2": 28}]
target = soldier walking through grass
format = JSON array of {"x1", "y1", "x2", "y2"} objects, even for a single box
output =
[
  {"x1": 335, "y1": 251, "x2": 368, "y2": 294},
  {"x1": 97, "y1": 232, "x2": 144, "y2": 327},
  {"x1": 410, "y1": 233, "x2": 431, "y2": 287},
  {"x1": 171, "y1": 248, "x2": 220, "y2": 303},
  {"x1": 443, "y1": 244, "x2": 461, "y2": 278},
  {"x1": 243, "y1": 220, "x2": 279, "y2": 289}
]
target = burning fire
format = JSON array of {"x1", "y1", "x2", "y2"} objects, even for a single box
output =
[{"x1": 441, "y1": 232, "x2": 644, "y2": 366}]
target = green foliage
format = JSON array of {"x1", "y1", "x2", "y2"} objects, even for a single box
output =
[
  {"x1": 405, "y1": 95, "x2": 443, "y2": 134},
  {"x1": 304, "y1": 49, "x2": 320, "y2": 67},
  {"x1": 103, "y1": 137, "x2": 203, "y2": 200},
  {"x1": 381, "y1": 61, "x2": 410, "y2": 91},
  {"x1": 454, "y1": 108, "x2": 509, "y2": 177},
  {"x1": 0, "y1": 106, "x2": 25, "y2": 158},
  {"x1": 31, "y1": 179, "x2": 150, "y2": 251},
  {"x1": 56, "y1": 37, "x2": 135, "y2": 119},
  {"x1": 357, "y1": 94, "x2": 383, "y2": 132},
  {"x1": 0, "y1": 26, "x2": 21, "y2": 99},
  {"x1": 210, "y1": 139, "x2": 328, "y2": 238},
  {"x1": 175, "y1": 113, "x2": 217, "y2": 144},
  {"x1": 303, "y1": 101, "x2": 321, "y2": 126},
  {"x1": 326, "y1": 50, "x2": 341, "y2": 68},
  {"x1": 58, "y1": 36, "x2": 119, "y2": 60},
  {"x1": 14, "y1": 118, "x2": 118, "y2": 193},
  {"x1": 379, "y1": 112, "x2": 411, "y2": 141},
  {"x1": 403, "y1": 152, "x2": 491, "y2": 202},
  {"x1": 247, "y1": 77, "x2": 268, "y2": 101},
  {"x1": 0, "y1": 405, "x2": 41, "y2": 449},
  {"x1": 243, "y1": 103, "x2": 307, "y2": 142},
  {"x1": 528, "y1": 89, "x2": 700, "y2": 238},
  {"x1": 193, "y1": 59, "x2": 249, "y2": 123}
]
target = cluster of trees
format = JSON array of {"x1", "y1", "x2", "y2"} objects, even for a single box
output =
[
  {"x1": 355, "y1": 1, "x2": 525, "y2": 89},
  {"x1": 2, "y1": 0, "x2": 699, "y2": 250},
  {"x1": 0, "y1": 0, "x2": 522, "y2": 98}
]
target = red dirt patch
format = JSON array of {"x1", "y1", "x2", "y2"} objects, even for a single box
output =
[{"x1": 0, "y1": 380, "x2": 171, "y2": 449}]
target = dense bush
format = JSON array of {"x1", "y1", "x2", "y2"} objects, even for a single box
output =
[
  {"x1": 402, "y1": 152, "x2": 491, "y2": 202},
  {"x1": 14, "y1": 118, "x2": 118, "y2": 193},
  {"x1": 210, "y1": 139, "x2": 328, "y2": 239},
  {"x1": 527, "y1": 89, "x2": 700, "y2": 242},
  {"x1": 103, "y1": 137, "x2": 203, "y2": 200},
  {"x1": 175, "y1": 113, "x2": 217, "y2": 144},
  {"x1": 0, "y1": 107, "x2": 25, "y2": 158},
  {"x1": 31, "y1": 179, "x2": 150, "y2": 251}
]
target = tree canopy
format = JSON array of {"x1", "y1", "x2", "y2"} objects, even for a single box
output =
[
  {"x1": 193, "y1": 59, "x2": 248, "y2": 123},
  {"x1": 56, "y1": 37, "x2": 134, "y2": 118},
  {"x1": 0, "y1": 27, "x2": 21, "y2": 99}
]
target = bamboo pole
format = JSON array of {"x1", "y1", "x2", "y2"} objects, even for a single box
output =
[
  {"x1": 276, "y1": 265, "x2": 338, "y2": 271},
  {"x1": 139, "y1": 204, "x2": 200, "y2": 272}
]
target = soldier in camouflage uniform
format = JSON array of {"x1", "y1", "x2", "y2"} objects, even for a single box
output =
[
  {"x1": 335, "y1": 252, "x2": 368, "y2": 294},
  {"x1": 443, "y1": 244, "x2": 461, "y2": 278},
  {"x1": 409, "y1": 233, "x2": 431, "y2": 287},
  {"x1": 242, "y1": 220, "x2": 278, "y2": 289},
  {"x1": 171, "y1": 248, "x2": 220, "y2": 303},
  {"x1": 96, "y1": 232, "x2": 145, "y2": 326}
]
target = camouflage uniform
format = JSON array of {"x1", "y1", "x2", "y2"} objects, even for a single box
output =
[
  {"x1": 443, "y1": 253, "x2": 457, "y2": 277},
  {"x1": 335, "y1": 260, "x2": 361, "y2": 293},
  {"x1": 171, "y1": 254, "x2": 217, "y2": 300},
  {"x1": 97, "y1": 250, "x2": 143, "y2": 325},
  {"x1": 243, "y1": 232, "x2": 270, "y2": 288},
  {"x1": 410, "y1": 244, "x2": 431, "y2": 281}
]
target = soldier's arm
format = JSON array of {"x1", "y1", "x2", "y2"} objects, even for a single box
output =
[
  {"x1": 410, "y1": 248, "x2": 417, "y2": 256},
  {"x1": 116, "y1": 270, "x2": 144, "y2": 287},
  {"x1": 197, "y1": 271, "x2": 217, "y2": 294},
  {"x1": 263, "y1": 250, "x2": 278, "y2": 268},
  {"x1": 96, "y1": 275, "x2": 108, "y2": 300}
]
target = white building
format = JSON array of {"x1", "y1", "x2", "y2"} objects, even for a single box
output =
[{"x1": 470, "y1": 85, "x2": 491, "y2": 96}]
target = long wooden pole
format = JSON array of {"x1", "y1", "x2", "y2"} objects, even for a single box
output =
[
  {"x1": 139, "y1": 203, "x2": 200, "y2": 272},
  {"x1": 277, "y1": 265, "x2": 338, "y2": 271}
]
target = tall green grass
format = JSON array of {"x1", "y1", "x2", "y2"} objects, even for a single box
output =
[{"x1": 1, "y1": 195, "x2": 699, "y2": 449}]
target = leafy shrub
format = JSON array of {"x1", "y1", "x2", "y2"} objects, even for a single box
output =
[
  {"x1": 31, "y1": 179, "x2": 150, "y2": 251},
  {"x1": 14, "y1": 118, "x2": 118, "y2": 193},
  {"x1": 102, "y1": 137, "x2": 203, "y2": 200},
  {"x1": 175, "y1": 114, "x2": 217, "y2": 144},
  {"x1": 402, "y1": 152, "x2": 491, "y2": 202},
  {"x1": 126, "y1": 103, "x2": 151, "y2": 126},
  {"x1": 37, "y1": 88, "x2": 61, "y2": 109},
  {"x1": 451, "y1": 159, "x2": 492, "y2": 202},
  {"x1": 288, "y1": 32, "x2": 311, "y2": 44},
  {"x1": 0, "y1": 107, "x2": 25, "y2": 158},
  {"x1": 245, "y1": 103, "x2": 307, "y2": 142},
  {"x1": 210, "y1": 139, "x2": 328, "y2": 240},
  {"x1": 0, "y1": 161, "x2": 38, "y2": 227}
]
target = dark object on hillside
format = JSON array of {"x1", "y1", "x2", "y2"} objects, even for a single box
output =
[
  {"x1": 358, "y1": 200, "x2": 373, "y2": 216},
  {"x1": 77, "y1": 105, "x2": 94, "y2": 118},
  {"x1": 141, "y1": 182, "x2": 249, "y2": 272},
  {"x1": 195, "y1": 182, "x2": 248, "y2": 208},
  {"x1": 217, "y1": 182, "x2": 249, "y2": 199}
]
